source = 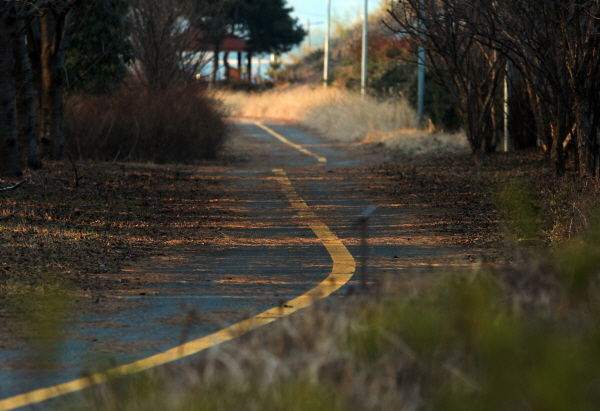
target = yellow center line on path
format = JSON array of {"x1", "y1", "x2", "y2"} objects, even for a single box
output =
[
  {"x1": 0, "y1": 169, "x2": 354, "y2": 411},
  {"x1": 254, "y1": 122, "x2": 327, "y2": 163}
]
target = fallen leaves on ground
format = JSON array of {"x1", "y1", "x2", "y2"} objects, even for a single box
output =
[{"x1": 0, "y1": 161, "x2": 230, "y2": 298}]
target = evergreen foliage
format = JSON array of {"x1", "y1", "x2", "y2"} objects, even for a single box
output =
[
  {"x1": 240, "y1": 0, "x2": 305, "y2": 54},
  {"x1": 66, "y1": 0, "x2": 133, "y2": 94}
]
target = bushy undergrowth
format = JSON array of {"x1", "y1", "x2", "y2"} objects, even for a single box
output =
[
  {"x1": 497, "y1": 172, "x2": 600, "y2": 247},
  {"x1": 220, "y1": 85, "x2": 468, "y2": 154},
  {"x1": 538, "y1": 174, "x2": 600, "y2": 244},
  {"x1": 65, "y1": 86, "x2": 228, "y2": 164}
]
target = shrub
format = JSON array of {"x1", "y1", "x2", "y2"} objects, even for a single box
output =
[{"x1": 65, "y1": 85, "x2": 228, "y2": 164}]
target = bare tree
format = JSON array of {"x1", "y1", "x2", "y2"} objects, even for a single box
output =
[
  {"x1": 453, "y1": 0, "x2": 600, "y2": 175},
  {"x1": 388, "y1": 0, "x2": 506, "y2": 164},
  {"x1": 388, "y1": 0, "x2": 600, "y2": 176},
  {"x1": 14, "y1": 9, "x2": 41, "y2": 170},
  {"x1": 128, "y1": 0, "x2": 211, "y2": 91},
  {"x1": 0, "y1": 2, "x2": 24, "y2": 176},
  {"x1": 519, "y1": 1, "x2": 598, "y2": 177},
  {"x1": 0, "y1": 1, "x2": 49, "y2": 175},
  {"x1": 24, "y1": 0, "x2": 82, "y2": 161}
]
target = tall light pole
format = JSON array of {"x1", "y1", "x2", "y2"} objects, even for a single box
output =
[
  {"x1": 361, "y1": 0, "x2": 368, "y2": 98},
  {"x1": 323, "y1": 0, "x2": 331, "y2": 87},
  {"x1": 417, "y1": 1, "x2": 425, "y2": 125},
  {"x1": 417, "y1": 47, "x2": 425, "y2": 125},
  {"x1": 306, "y1": 20, "x2": 324, "y2": 54},
  {"x1": 306, "y1": 19, "x2": 311, "y2": 51}
]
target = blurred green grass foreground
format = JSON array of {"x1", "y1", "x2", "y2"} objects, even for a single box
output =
[{"x1": 60, "y1": 181, "x2": 600, "y2": 411}]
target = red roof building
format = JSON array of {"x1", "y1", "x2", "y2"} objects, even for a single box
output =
[{"x1": 186, "y1": 32, "x2": 247, "y2": 52}]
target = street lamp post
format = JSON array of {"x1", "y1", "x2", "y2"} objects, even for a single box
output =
[
  {"x1": 417, "y1": 46, "x2": 425, "y2": 125},
  {"x1": 323, "y1": 0, "x2": 331, "y2": 87},
  {"x1": 361, "y1": 0, "x2": 368, "y2": 98},
  {"x1": 306, "y1": 19, "x2": 311, "y2": 51},
  {"x1": 417, "y1": 0, "x2": 425, "y2": 125}
]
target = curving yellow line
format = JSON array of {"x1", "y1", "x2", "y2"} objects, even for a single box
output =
[
  {"x1": 254, "y1": 122, "x2": 327, "y2": 163},
  {"x1": 0, "y1": 169, "x2": 354, "y2": 411}
]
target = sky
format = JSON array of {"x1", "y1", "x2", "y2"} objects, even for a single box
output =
[
  {"x1": 287, "y1": 0, "x2": 383, "y2": 22},
  {"x1": 286, "y1": 0, "x2": 383, "y2": 48}
]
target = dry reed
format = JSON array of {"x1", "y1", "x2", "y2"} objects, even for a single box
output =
[{"x1": 218, "y1": 85, "x2": 469, "y2": 154}]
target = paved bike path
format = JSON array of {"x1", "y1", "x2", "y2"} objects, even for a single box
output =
[{"x1": 0, "y1": 120, "x2": 461, "y2": 409}]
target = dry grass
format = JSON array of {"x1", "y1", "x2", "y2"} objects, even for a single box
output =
[
  {"x1": 362, "y1": 128, "x2": 469, "y2": 154},
  {"x1": 218, "y1": 85, "x2": 469, "y2": 154},
  {"x1": 219, "y1": 85, "x2": 341, "y2": 121}
]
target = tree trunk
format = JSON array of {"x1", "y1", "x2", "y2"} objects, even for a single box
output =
[
  {"x1": 14, "y1": 18, "x2": 41, "y2": 169},
  {"x1": 574, "y1": 99, "x2": 592, "y2": 176},
  {"x1": 0, "y1": 5, "x2": 23, "y2": 176},
  {"x1": 211, "y1": 43, "x2": 220, "y2": 84},
  {"x1": 466, "y1": 109, "x2": 484, "y2": 166},
  {"x1": 571, "y1": 48, "x2": 600, "y2": 177},
  {"x1": 27, "y1": 17, "x2": 42, "y2": 108},
  {"x1": 38, "y1": 6, "x2": 72, "y2": 161},
  {"x1": 246, "y1": 52, "x2": 252, "y2": 83},
  {"x1": 549, "y1": 121, "x2": 566, "y2": 175},
  {"x1": 223, "y1": 51, "x2": 230, "y2": 82}
]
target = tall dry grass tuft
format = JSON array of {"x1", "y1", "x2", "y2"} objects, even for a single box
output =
[
  {"x1": 65, "y1": 85, "x2": 228, "y2": 164},
  {"x1": 219, "y1": 85, "x2": 468, "y2": 153},
  {"x1": 219, "y1": 85, "x2": 340, "y2": 121}
]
